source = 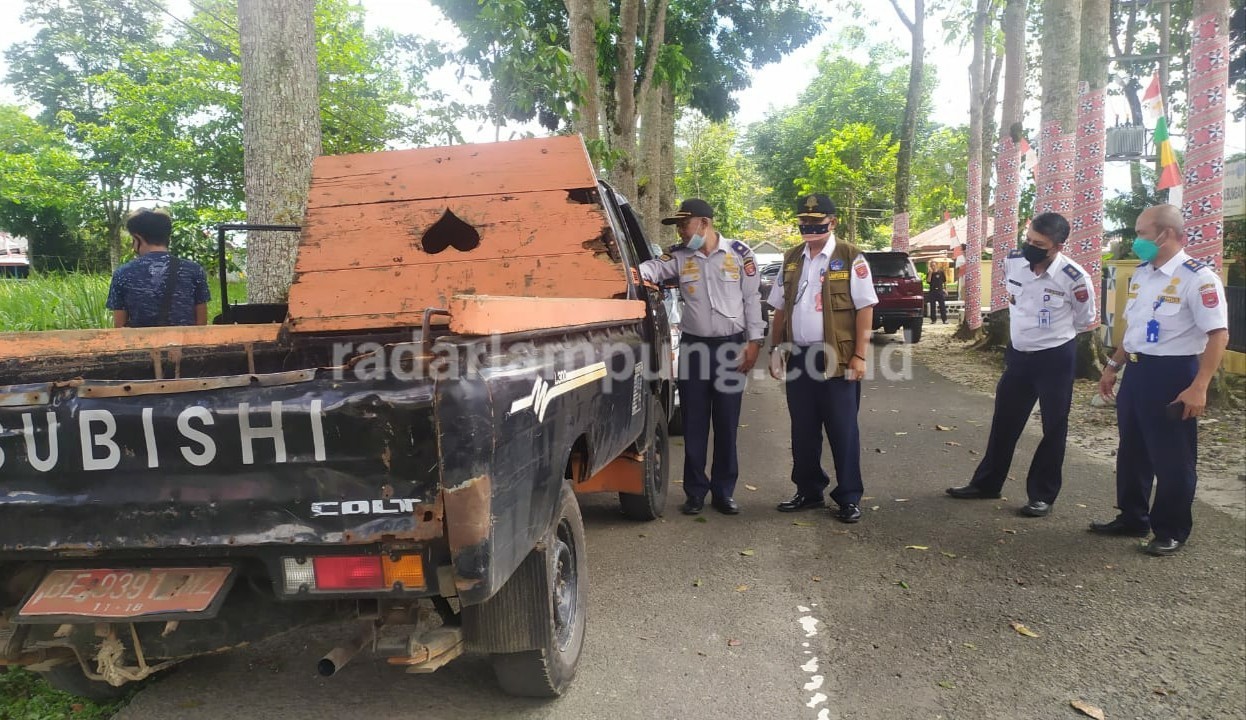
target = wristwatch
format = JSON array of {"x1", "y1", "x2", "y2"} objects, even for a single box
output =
[{"x1": 1105, "y1": 358, "x2": 1122, "y2": 371}]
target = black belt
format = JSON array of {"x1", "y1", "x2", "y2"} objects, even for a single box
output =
[
  {"x1": 1127, "y1": 352, "x2": 1196, "y2": 363},
  {"x1": 681, "y1": 332, "x2": 745, "y2": 343},
  {"x1": 1008, "y1": 339, "x2": 1075, "y2": 355}
]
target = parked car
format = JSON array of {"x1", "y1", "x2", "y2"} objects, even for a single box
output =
[
  {"x1": 759, "y1": 261, "x2": 782, "y2": 331},
  {"x1": 864, "y1": 250, "x2": 925, "y2": 343}
]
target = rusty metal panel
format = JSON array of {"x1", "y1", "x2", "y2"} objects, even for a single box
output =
[{"x1": 447, "y1": 296, "x2": 645, "y2": 336}]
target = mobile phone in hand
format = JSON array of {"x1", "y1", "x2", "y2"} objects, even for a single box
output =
[{"x1": 1165, "y1": 401, "x2": 1186, "y2": 420}]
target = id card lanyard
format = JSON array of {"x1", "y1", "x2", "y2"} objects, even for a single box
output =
[
  {"x1": 1146, "y1": 299, "x2": 1162, "y2": 343},
  {"x1": 1038, "y1": 294, "x2": 1052, "y2": 328}
]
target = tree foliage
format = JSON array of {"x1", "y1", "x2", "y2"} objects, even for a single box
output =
[
  {"x1": 673, "y1": 116, "x2": 765, "y2": 238},
  {"x1": 796, "y1": 122, "x2": 899, "y2": 248}
]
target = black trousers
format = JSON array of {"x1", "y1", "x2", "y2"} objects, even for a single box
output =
[
  {"x1": 1115, "y1": 354, "x2": 1199, "y2": 542},
  {"x1": 969, "y1": 339, "x2": 1076, "y2": 503},
  {"x1": 784, "y1": 345, "x2": 864, "y2": 506},
  {"x1": 678, "y1": 333, "x2": 746, "y2": 501},
  {"x1": 927, "y1": 289, "x2": 947, "y2": 322}
]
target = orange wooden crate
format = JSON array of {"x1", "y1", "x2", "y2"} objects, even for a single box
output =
[{"x1": 287, "y1": 136, "x2": 628, "y2": 334}]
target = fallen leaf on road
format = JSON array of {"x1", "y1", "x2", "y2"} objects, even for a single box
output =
[
  {"x1": 1003, "y1": 529, "x2": 1018, "y2": 535},
  {"x1": 1010, "y1": 621, "x2": 1040, "y2": 638},
  {"x1": 871, "y1": 505, "x2": 881, "y2": 511},
  {"x1": 875, "y1": 448, "x2": 887, "y2": 454},
  {"x1": 735, "y1": 584, "x2": 749, "y2": 592},
  {"x1": 745, "y1": 484, "x2": 759, "y2": 491},
  {"x1": 638, "y1": 533, "x2": 647, "y2": 538},
  {"x1": 739, "y1": 424, "x2": 749, "y2": 428},
  {"x1": 905, "y1": 545, "x2": 929, "y2": 551},
  {"x1": 694, "y1": 516, "x2": 708, "y2": 523},
  {"x1": 945, "y1": 441, "x2": 962, "y2": 447},
  {"x1": 895, "y1": 432, "x2": 908, "y2": 436},
  {"x1": 862, "y1": 496, "x2": 874, "y2": 500},
  {"x1": 895, "y1": 580, "x2": 909, "y2": 589},
  {"x1": 1076, "y1": 503, "x2": 1087, "y2": 508},
  {"x1": 1153, "y1": 687, "x2": 1175, "y2": 696},
  {"x1": 727, "y1": 639, "x2": 741, "y2": 647},
  {"x1": 739, "y1": 549, "x2": 755, "y2": 557},
  {"x1": 793, "y1": 521, "x2": 815, "y2": 527},
  {"x1": 962, "y1": 642, "x2": 975, "y2": 649},
  {"x1": 693, "y1": 579, "x2": 703, "y2": 587},
  {"x1": 941, "y1": 551, "x2": 958, "y2": 558},
  {"x1": 969, "y1": 449, "x2": 980, "y2": 455},
  {"x1": 697, "y1": 650, "x2": 708, "y2": 656},
  {"x1": 895, "y1": 498, "x2": 910, "y2": 502},
  {"x1": 938, "y1": 681, "x2": 955, "y2": 689},
  {"x1": 935, "y1": 424, "x2": 955, "y2": 431},
  {"x1": 890, "y1": 409, "x2": 899, "y2": 413},
  {"x1": 811, "y1": 575, "x2": 823, "y2": 582},
  {"x1": 1070, "y1": 700, "x2": 1105, "y2": 719}
]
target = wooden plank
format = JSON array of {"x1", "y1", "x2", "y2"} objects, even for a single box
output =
[
  {"x1": 286, "y1": 255, "x2": 627, "y2": 334},
  {"x1": 306, "y1": 136, "x2": 597, "y2": 209},
  {"x1": 0, "y1": 325, "x2": 282, "y2": 362},
  {"x1": 447, "y1": 295, "x2": 644, "y2": 336},
  {"x1": 296, "y1": 191, "x2": 613, "y2": 273}
]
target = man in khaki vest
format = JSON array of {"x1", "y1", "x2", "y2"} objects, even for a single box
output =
[{"x1": 765, "y1": 194, "x2": 878, "y2": 523}]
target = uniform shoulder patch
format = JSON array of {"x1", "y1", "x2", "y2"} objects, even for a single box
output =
[
  {"x1": 659, "y1": 253, "x2": 672, "y2": 261},
  {"x1": 1061, "y1": 264, "x2": 1083, "y2": 281},
  {"x1": 1007, "y1": 248, "x2": 1025, "y2": 259},
  {"x1": 730, "y1": 240, "x2": 752, "y2": 258},
  {"x1": 1181, "y1": 258, "x2": 1207, "y2": 273}
]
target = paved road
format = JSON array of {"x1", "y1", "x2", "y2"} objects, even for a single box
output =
[{"x1": 118, "y1": 340, "x2": 1246, "y2": 720}]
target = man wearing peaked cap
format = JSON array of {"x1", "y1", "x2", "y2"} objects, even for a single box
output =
[
  {"x1": 637, "y1": 198, "x2": 765, "y2": 516},
  {"x1": 765, "y1": 193, "x2": 878, "y2": 524}
]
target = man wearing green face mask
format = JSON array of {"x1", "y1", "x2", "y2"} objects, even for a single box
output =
[{"x1": 1092, "y1": 204, "x2": 1230, "y2": 556}]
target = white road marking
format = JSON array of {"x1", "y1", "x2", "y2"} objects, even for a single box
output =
[
  {"x1": 806, "y1": 693, "x2": 828, "y2": 708},
  {"x1": 801, "y1": 657, "x2": 819, "y2": 673},
  {"x1": 799, "y1": 616, "x2": 819, "y2": 637},
  {"x1": 804, "y1": 675, "x2": 824, "y2": 691}
]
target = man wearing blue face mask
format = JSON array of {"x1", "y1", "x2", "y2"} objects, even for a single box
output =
[
  {"x1": 1092, "y1": 204, "x2": 1229, "y2": 556},
  {"x1": 637, "y1": 198, "x2": 765, "y2": 515},
  {"x1": 946, "y1": 212, "x2": 1096, "y2": 517}
]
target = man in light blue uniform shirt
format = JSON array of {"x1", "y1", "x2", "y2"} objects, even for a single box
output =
[
  {"x1": 947, "y1": 212, "x2": 1095, "y2": 517},
  {"x1": 1093, "y1": 204, "x2": 1229, "y2": 556},
  {"x1": 638, "y1": 199, "x2": 765, "y2": 516}
]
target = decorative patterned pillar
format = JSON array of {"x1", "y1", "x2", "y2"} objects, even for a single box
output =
[
  {"x1": 1181, "y1": 11, "x2": 1229, "y2": 271},
  {"x1": 1069, "y1": 81, "x2": 1105, "y2": 327},
  {"x1": 1036, "y1": 121, "x2": 1076, "y2": 216},
  {"x1": 964, "y1": 158, "x2": 983, "y2": 330},
  {"x1": 990, "y1": 136, "x2": 1021, "y2": 312},
  {"x1": 892, "y1": 212, "x2": 910, "y2": 253}
]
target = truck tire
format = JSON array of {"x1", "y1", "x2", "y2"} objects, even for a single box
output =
[
  {"x1": 489, "y1": 482, "x2": 587, "y2": 697},
  {"x1": 619, "y1": 393, "x2": 670, "y2": 521},
  {"x1": 668, "y1": 401, "x2": 683, "y2": 436},
  {"x1": 904, "y1": 318, "x2": 923, "y2": 344},
  {"x1": 38, "y1": 663, "x2": 131, "y2": 702}
]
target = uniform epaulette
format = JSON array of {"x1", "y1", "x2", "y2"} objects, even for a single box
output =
[
  {"x1": 1136, "y1": 261, "x2": 1148, "y2": 268},
  {"x1": 666, "y1": 243, "x2": 684, "y2": 254},
  {"x1": 1007, "y1": 248, "x2": 1025, "y2": 259},
  {"x1": 730, "y1": 240, "x2": 752, "y2": 258},
  {"x1": 1062, "y1": 264, "x2": 1083, "y2": 281},
  {"x1": 1181, "y1": 258, "x2": 1207, "y2": 273}
]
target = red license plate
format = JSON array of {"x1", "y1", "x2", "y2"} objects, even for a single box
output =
[{"x1": 19, "y1": 567, "x2": 234, "y2": 620}]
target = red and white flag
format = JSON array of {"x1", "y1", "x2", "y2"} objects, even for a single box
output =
[
  {"x1": 1141, "y1": 71, "x2": 1164, "y2": 122},
  {"x1": 1019, "y1": 137, "x2": 1038, "y2": 177}
]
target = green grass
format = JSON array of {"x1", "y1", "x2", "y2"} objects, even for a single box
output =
[
  {"x1": 0, "y1": 273, "x2": 247, "y2": 332},
  {"x1": 0, "y1": 668, "x2": 127, "y2": 720}
]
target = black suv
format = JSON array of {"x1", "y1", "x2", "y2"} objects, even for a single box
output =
[{"x1": 864, "y1": 251, "x2": 924, "y2": 343}]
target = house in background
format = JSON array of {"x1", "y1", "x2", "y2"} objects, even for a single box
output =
[
  {"x1": 0, "y1": 233, "x2": 30, "y2": 279},
  {"x1": 748, "y1": 239, "x2": 785, "y2": 268}
]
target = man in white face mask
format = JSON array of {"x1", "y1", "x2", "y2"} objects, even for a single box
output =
[{"x1": 637, "y1": 199, "x2": 765, "y2": 516}]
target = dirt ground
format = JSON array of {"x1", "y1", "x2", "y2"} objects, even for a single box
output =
[{"x1": 910, "y1": 320, "x2": 1246, "y2": 519}]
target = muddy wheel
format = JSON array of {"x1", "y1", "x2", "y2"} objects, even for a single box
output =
[
  {"x1": 489, "y1": 482, "x2": 587, "y2": 697},
  {"x1": 619, "y1": 393, "x2": 670, "y2": 521},
  {"x1": 38, "y1": 663, "x2": 131, "y2": 702},
  {"x1": 904, "y1": 318, "x2": 923, "y2": 344}
]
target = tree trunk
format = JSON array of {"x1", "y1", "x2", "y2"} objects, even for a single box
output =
[
  {"x1": 564, "y1": 0, "x2": 604, "y2": 147},
  {"x1": 239, "y1": 0, "x2": 321, "y2": 304},
  {"x1": 1070, "y1": 0, "x2": 1109, "y2": 378},
  {"x1": 986, "y1": 0, "x2": 1028, "y2": 346},
  {"x1": 1183, "y1": 0, "x2": 1230, "y2": 270},
  {"x1": 637, "y1": 78, "x2": 664, "y2": 251},
  {"x1": 659, "y1": 83, "x2": 677, "y2": 239},
  {"x1": 1036, "y1": 0, "x2": 1080, "y2": 216},
  {"x1": 889, "y1": 0, "x2": 924, "y2": 254},
  {"x1": 958, "y1": 0, "x2": 991, "y2": 337}
]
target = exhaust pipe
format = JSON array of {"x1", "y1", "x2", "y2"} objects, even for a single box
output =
[{"x1": 317, "y1": 629, "x2": 372, "y2": 677}]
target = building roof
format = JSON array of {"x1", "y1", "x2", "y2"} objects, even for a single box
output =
[{"x1": 904, "y1": 216, "x2": 996, "y2": 260}]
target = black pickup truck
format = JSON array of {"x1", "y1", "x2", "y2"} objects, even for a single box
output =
[{"x1": 0, "y1": 137, "x2": 673, "y2": 699}]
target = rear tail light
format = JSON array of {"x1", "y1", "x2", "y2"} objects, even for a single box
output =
[{"x1": 281, "y1": 554, "x2": 425, "y2": 594}]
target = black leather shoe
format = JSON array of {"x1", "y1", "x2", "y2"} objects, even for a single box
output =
[
  {"x1": 1089, "y1": 517, "x2": 1149, "y2": 537},
  {"x1": 833, "y1": 503, "x2": 862, "y2": 523},
  {"x1": 1144, "y1": 538, "x2": 1183, "y2": 556},
  {"x1": 711, "y1": 497, "x2": 740, "y2": 515},
  {"x1": 777, "y1": 493, "x2": 825, "y2": 512},
  {"x1": 681, "y1": 497, "x2": 704, "y2": 515},
  {"x1": 946, "y1": 484, "x2": 1002, "y2": 499},
  {"x1": 1019, "y1": 500, "x2": 1052, "y2": 517}
]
